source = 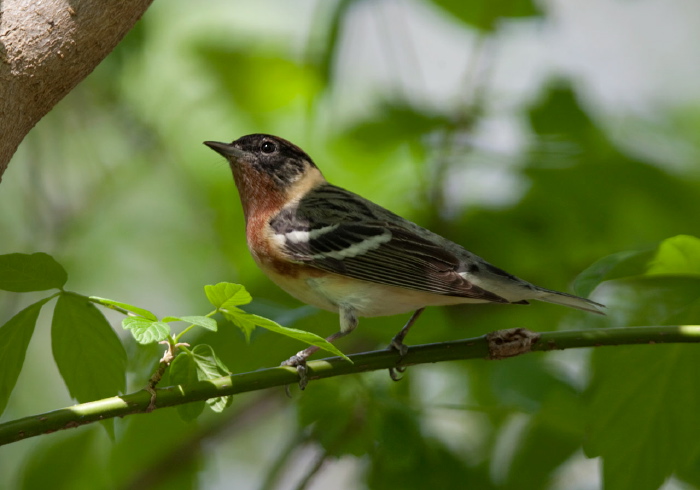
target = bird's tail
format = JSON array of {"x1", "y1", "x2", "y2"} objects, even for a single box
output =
[{"x1": 535, "y1": 288, "x2": 605, "y2": 315}]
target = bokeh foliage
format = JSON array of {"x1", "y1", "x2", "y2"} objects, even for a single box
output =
[{"x1": 1, "y1": 0, "x2": 699, "y2": 489}]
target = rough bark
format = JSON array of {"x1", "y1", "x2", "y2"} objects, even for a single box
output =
[{"x1": 0, "y1": 0, "x2": 154, "y2": 181}]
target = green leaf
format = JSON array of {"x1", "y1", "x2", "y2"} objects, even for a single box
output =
[
  {"x1": 0, "y1": 252, "x2": 67, "y2": 292},
  {"x1": 432, "y1": 0, "x2": 540, "y2": 31},
  {"x1": 573, "y1": 248, "x2": 655, "y2": 297},
  {"x1": 170, "y1": 345, "x2": 232, "y2": 420},
  {"x1": 170, "y1": 352, "x2": 206, "y2": 421},
  {"x1": 89, "y1": 297, "x2": 157, "y2": 321},
  {"x1": 585, "y1": 345, "x2": 700, "y2": 490},
  {"x1": 574, "y1": 236, "x2": 700, "y2": 297},
  {"x1": 122, "y1": 317, "x2": 170, "y2": 344},
  {"x1": 221, "y1": 307, "x2": 257, "y2": 342},
  {"x1": 367, "y1": 402, "x2": 477, "y2": 488},
  {"x1": 598, "y1": 276, "x2": 700, "y2": 327},
  {"x1": 190, "y1": 344, "x2": 232, "y2": 413},
  {"x1": 0, "y1": 297, "x2": 51, "y2": 416},
  {"x1": 162, "y1": 315, "x2": 217, "y2": 331},
  {"x1": 248, "y1": 313, "x2": 351, "y2": 362},
  {"x1": 179, "y1": 315, "x2": 218, "y2": 332},
  {"x1": 51, "y1": 293, "x2": 127, "y2": 403},
  {"x1": 208, "y1": 284, "x2": 343, "y2": 357},
  {"x1": 204, "y1": 282, "x2": 252, "y2": 309},
  {"x1": 582, "y1": 265, "x2": 700, "y2": 489},
  {"x1": 647, "y1": 235, "x2": 700, "y2": 275},
  {"x1": 197, "y1": 47, "x2": 321, "y2": 124},
  {"x1": 502, "y1": 389, "x2": 583, "y2": 490},
  {"x1": 347, "y1": 102, "x2": 450, "y2": 152},
  {"x1": 189, "y1": 344, "x2": 231, "y2": 376},
  {"x1": 529, "y1": 84, "x2": 604, "y2": 146}
]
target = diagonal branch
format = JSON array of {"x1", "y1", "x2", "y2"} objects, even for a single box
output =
[{"x1": 1, "y1": 324, "x2": 699, "y2": 446}]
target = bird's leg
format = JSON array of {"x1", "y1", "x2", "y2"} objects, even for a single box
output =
[
  {"x1": 282, "y1": 306, "x2": 358, "y2": 391},
  {"x1": 281, "y1": 330, "x2": 347, "y2": 390},
  {"x1": 390, "y1": 307, "x2": 425, "y2": 355},
  {"x1": 388, "y1": 307, "x2": 425, "y2": 381}
]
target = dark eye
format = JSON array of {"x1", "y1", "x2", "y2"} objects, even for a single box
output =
[{"x1": 261, "y1": 141, "x2": 276, "y2": 154}]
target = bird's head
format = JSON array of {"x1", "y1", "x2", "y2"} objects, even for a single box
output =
[{"x1": 205, "y1": 134, "x2": 325, "y2": 219}]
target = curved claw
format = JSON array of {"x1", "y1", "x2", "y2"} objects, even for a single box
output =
[
  {"x1": 296, "y1": 364, "x2": 308, "y2": 391},
  {"x1": 389, "y1": 367, "x2": 405, "y2": 381},
  {"x1": 388, "y1": 342, "x2": 410, "y2": 382}
]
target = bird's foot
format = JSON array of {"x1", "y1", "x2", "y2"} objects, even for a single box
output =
[
  {"x1": 390, "y1": 336, "x2": 409, "y2": 357},
  {"x1": 388, "y1": 336, "x2": 409, "y2": 382},
  {"x1": 386, "y1": 308, "x2": 424, "y2": 382},
  {"x1": 281, "y1": 351, "x2": 310, "y2": 391}
]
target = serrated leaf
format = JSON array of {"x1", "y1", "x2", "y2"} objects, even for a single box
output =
[
  {"x1": 0, "y1": 252, "x2": 67, "y2": 292},
  {"x1": 190, "y1": 345, "x2": 232, "y2": 413},
  {"x1": 190, "y1": 344, "x2": 231, "y2": 378},
  {"x1": 170, "y1": 352, "x2": 206, "y2": 421},
  {"x1": 647, "y1": 235, "x2": 700, "y2": 276},
  {"x1": 89, "y1": 297, "x2": 157, "y2": 321},
  {"x1": 0, "y1": 297, "x2": 51, "y2": 416},
  {"x1": 204, "y1": 282, "x2": 252, "y2": 309},
  {"x1": 179, "y1": 316, "x2": 218, "y2": 332},
  {"x1": 222, "y1": 309, "x2": 257, "y2": 342},
  {"x1": 161, "y1": 315, "x2": 216, "y2": 331},
  {"x1": 585, "y1": 345, "x2": 700, "y2": 490},
  {"x1": 51, "y1": 293, "x2": 127, "y2": 403},
  {"x1": 247, "y1": 313, "x2": 351, "y2": 362},
  {"x1": 122, "y1": 317, "x2": 170, "y2": 344},
  {"x1": 170, "y1": 345, "x2": 232, "y2": 419}
]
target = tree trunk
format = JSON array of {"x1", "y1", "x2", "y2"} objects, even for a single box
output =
[{"x1": 0, "y1": 0, "x2": 154, "y2": 181}]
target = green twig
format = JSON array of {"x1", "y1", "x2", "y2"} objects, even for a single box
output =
[{"x1": 1, "y1": 325, "x2": 699, "y2": 446}]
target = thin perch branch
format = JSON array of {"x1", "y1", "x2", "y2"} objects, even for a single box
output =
[{"x1": 1, "y1": 325, "x2": 699, "y2": 446}]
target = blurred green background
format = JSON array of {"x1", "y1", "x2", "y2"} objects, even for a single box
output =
[{"x1": 1, "y1": 0, "x2": 700, "y2": 489}]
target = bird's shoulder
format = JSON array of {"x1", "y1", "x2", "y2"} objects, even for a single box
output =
[{"x1": 270, "y1": 183, "x2": 435, "y2": 239}]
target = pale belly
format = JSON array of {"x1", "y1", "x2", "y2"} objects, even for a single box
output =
[{"x1": 265, "y1": 268, "x2": 488, "y2": 317}]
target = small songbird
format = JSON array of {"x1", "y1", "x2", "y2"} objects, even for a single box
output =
[{"x1": 205, "y1": 134, "x2": 604, "y2": 384}]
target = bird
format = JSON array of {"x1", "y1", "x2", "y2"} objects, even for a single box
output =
[{"x1": 204, "y1": 134, "x2": 604, "y2": 387}]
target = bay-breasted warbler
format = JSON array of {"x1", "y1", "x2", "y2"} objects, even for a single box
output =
[{"x1": 205, "y1": 134, "x2": 604, "y2": 386}]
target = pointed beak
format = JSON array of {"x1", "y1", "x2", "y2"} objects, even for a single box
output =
[{"x1": 203, "y1": 141, "x2": 247, "y2": 159}]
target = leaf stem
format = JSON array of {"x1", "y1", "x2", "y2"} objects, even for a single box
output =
[
  {"x1": 173, "y1": 310, "x2": 217, "y2": 343},
  {"x1": 87, "y1": 296, "x2": 130, "y2": 316}
]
